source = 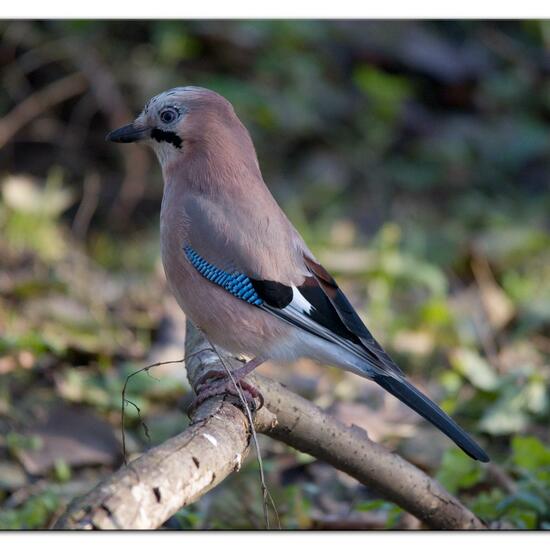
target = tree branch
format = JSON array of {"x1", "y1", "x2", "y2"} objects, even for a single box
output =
[
  {"x1": 254, "y1": 375, "x2": 484, "y2": 529},
  {"x1": 54, "y1": 324, "x2": 276, "y2": 529},
  {"x1": 0, "y1": 72, "x2": 88, "y2": 150},
  {"x1": 54, "y1": 321, "x2": 486, "y2": 530}
]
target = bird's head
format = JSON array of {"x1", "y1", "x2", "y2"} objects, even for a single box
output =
[{"x1": 106, "y1": 86, "x2": 249, "y2": 169}]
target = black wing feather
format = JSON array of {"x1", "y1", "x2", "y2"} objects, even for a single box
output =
[
  {"x1": 373, "y1": 373, "x2": 489, "y2": 462},
  {"x1": 251, "y1": 275, "x2": 367, "y2": 347},
  {"x1": 298, "y1": 278, "x2": 363, "y2": 343},
  {"x1": 251, "y1": 258, "x2": 403, "y2": 376},
  {"x1": 251, "y1": 279, "x2": 293, "y2": 308},
  {"x1": 303, "y1": 255, "x2": 404, "y2": 377}
]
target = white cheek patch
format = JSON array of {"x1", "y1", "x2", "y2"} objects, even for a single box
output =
[{"x1": 152, "y1": 141, "x2": 179, "y2": 164}]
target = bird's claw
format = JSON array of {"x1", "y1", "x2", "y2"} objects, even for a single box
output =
[{"x1": 189, "y1": 369, "x2": 264, "y2": 414}]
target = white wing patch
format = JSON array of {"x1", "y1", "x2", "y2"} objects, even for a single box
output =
[
  {"x1": 288, "y1": 286, "x2": 313, "y2": 315},
  {"x1": 262, "y1": 285, "x2": 377, "y2": 370}
]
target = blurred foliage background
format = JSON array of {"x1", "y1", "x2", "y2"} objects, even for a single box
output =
[{"x1": 0, "y1": 20, "x2": 550, "y2": 530}]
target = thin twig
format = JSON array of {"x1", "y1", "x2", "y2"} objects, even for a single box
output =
[
  {"x1": 204, "y1": 337, "x2": 280, "y2": 529},
  {"x1": 71, "y1": 172, "x2": 101, "y2": 241},
  {"x1": 120, "y1": 351, "x2": 208, "y2": 464},
  {"x1": 122, "y1": 398, "x2": 151, "y2": 450},
  {"x1": 0, "y1": 72, "x2": 88, "y2": 149}
]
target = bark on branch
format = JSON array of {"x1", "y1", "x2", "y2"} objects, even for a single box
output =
[{"x1": 54, "y1": 321, "x2": 486, "y2": 530}]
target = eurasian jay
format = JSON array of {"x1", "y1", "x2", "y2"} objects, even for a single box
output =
[{"x1": 107, "y1": 86, "x2": 489, "y2": 462}]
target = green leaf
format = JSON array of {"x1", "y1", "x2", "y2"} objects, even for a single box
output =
[
  {"x1": 451, "y1": 348, "x2": 499, "y2": 391},
  {"x1": 512, "y1": 436, "x2": 550, "y2": 471},
  {"x1": 498, "y1": 491, "x2": 547, "y2": 516},
  {"x1": 355, "y1": 499, "x2": 391, "y2": 512},
  {"x1": 0, "y1": 490, "x2": 60, "y2": 529},
  {"x1": 53, "y1": 459, "x2": 72, "y2": 483},
  {"x1": 470, "y1": 488, "x2": 505, "y2": 521},
  {"x1": 353, "y1": 65, "x2": 412, "y2": 121},
  {"x1": 505, "y1": 510, "x2": 537, "y2": 530},
  {"x1": 480, "y1": 404, "x2": 529, "y2": 435},
  {"x1": 355, "y1": 499, "x2": 403, "y2": 528},
  {"x1": 437, "y1": 448, "x2": 484, "y2": 493}
]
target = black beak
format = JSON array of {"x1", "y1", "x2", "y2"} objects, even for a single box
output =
[{"x1": 106, "y1": 123, "x2": 150, "y2": 143}]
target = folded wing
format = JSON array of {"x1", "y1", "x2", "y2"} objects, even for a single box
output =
[{"x1": 183, "y1": 245, "x2": 489, "y2": 462}]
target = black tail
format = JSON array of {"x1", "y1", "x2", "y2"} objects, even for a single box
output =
[{"x1": 373, "y1": 373, "x2": 489, "y2": 462}]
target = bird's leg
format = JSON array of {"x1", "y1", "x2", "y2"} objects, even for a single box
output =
[{"x1": 191, "y1": 357, "x2": 265, "y2": 412}]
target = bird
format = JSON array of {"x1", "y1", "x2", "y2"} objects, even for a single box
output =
[{"x1": 107, "y1": 86, "x2": 489, "y2": 462}]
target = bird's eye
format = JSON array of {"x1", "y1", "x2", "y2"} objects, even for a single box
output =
[{"x1": 159, "y1": 108, "x2": 178, "y2": 124}]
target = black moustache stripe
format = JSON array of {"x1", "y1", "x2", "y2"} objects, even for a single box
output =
[{"x1": 151, "y1": 128, "x2": 182, "y2": 149}]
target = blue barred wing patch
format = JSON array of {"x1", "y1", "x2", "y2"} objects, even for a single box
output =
[{"x1": 183, "y1": 245, "x2": 263, "y2": 306}]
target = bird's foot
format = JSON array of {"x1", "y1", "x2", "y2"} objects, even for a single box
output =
[{"x1": 190, "y1": 369, "x2": 264, "y2": 414}]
